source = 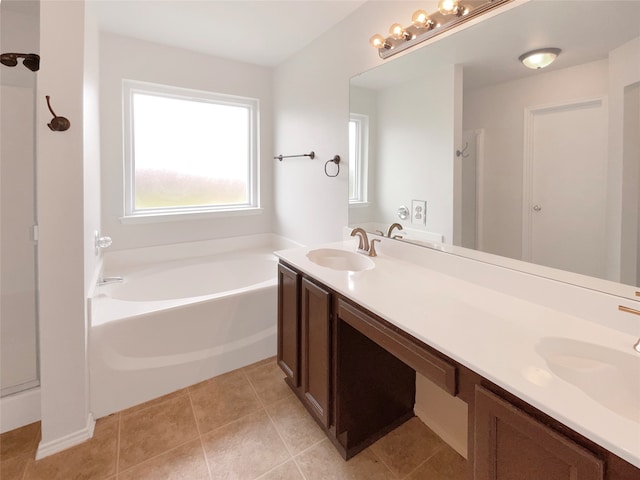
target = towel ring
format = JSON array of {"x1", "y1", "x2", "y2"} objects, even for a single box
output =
[{"x1": 324, "y1": 155, "x2": 340, "y2": 177}]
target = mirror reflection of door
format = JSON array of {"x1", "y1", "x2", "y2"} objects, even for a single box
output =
[{"x1": 523, "y1": 98, "x2": 607, "y2": 278}]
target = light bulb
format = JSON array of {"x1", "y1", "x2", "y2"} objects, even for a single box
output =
[
  {"x1": 412, "y1": 9, "x2": 434, "y2": 29},
  {"x1": 389, "y1": 23, "x2": 406, "y2": 40},
  {"x1": 369, "y1": 34, "x2": 388, "y2": 49},
  {"x1": 438, "y1": 0, "x2": 459, "y2": 15}
]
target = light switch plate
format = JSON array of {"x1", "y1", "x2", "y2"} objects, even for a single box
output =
[{"x1": 411, "y1": 200, "x2": 426, "y2": 225}]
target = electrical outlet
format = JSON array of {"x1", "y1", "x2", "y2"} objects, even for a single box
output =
[{"x1": 411, "y1": 200, "x2": 426, "y2": 225}]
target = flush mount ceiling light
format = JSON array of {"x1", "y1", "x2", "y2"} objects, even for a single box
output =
[
  {"x1": 370, "y1": 0, "x2": 514, "y2": 59},
  {"x1": 519, "y1": 48, "x2": 562, "y2": 69}
]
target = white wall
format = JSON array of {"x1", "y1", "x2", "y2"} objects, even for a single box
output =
[
  {"x1": 37, "y1": 0, "x2": 94, "y2": 455},
  {"x1": 463, "y1": 59, "x2": 608, "y2": 260},
  {"x1": 99, "y1": 32, "x2": 274, "y2": 251},
  {"x1": 607, "y1": 37, "x2": 640, "y2": 284},
  {"x1": 272, "y1": 1, "x2": 431, "y2": 246},
  {"x1": 374, "y1": 69, "x2": 456, "y2": 242}
]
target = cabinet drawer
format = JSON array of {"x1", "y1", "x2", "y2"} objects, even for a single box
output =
[{"x1": 336, "y1": 299, "x2": 457, "y2": 395}]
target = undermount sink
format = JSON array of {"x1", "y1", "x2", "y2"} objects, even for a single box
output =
[
  {"x1": 306, "y1": 248, "x2": 374, "y2": 272},
  {"x1": 536, "y1": 337, "x2": 640, "y2": 423}
]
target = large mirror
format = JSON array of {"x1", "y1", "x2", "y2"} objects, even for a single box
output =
[{"x1": 349, "y1": 0, "x2": 640, "y2": 300}]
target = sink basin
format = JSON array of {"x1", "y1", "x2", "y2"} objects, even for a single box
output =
[
  {"x1": 306, "y1": 248, "x2": 374, "y2": 272},
  {"x1": 536, "y1": 337, "x2": 640, "y2": 423}
]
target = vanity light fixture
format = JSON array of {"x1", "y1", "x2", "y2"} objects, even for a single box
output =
[
  {"x1": 519, "y1": 48, "x2": 562, "y2": 69},
  {"x1": 370, "y1": 0, "x2": 513, "y2": 59}
]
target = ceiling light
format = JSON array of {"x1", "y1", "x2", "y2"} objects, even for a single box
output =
[{"x1": 519, "y1": 48, "x2": 561, "y2": 69}]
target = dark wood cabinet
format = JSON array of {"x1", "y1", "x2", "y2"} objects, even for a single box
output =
[
  {"x1": 276, "y1": 260, "x2": 640, "y2": 478},
  {"x1": 277, "y1": 263, "x2": 300, "y2": 387},
  {"x1": 474, "y1": 385, "x2": 604, "y2": 480},
  {"x1": 300, "y1": 278, "x2": 331, "y2": 427}
]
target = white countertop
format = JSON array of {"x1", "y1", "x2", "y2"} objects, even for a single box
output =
[{"x1": 275, "y1": 239, "x2": 640, "y2": 468}]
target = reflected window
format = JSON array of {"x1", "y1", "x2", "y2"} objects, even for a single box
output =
[
  {"x1": 349, "y1": 114, "x2": 369, "y2": 204},
  {"x1": 123, "y1": 80, "x2": 259, "y2": 219}
]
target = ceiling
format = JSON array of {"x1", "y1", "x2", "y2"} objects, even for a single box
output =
[
  {"x1": 90, "y1": 0, "x2": 367, "y2": 67},
  {"x1": 351, "y1": 1, "x2": 640, "y2": 90}
]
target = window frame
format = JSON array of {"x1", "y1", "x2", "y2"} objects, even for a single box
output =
[
  {"x1": 349, "y1": 113, "x2": 369, "y2": 205},
  {"x1": 122, "y1": 79, "x2": 260, "y2": 221}
]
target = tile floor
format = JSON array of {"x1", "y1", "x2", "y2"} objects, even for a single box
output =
[{"x1": 0, "y1": 357, "x2": 467, "y2": 480}]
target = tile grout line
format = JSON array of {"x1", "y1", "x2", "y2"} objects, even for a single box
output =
[
  {"x1": 366, "y1": 446, "x2": 401, "y2": 480},
  {"x1": 186, "y1": 388, "x2": 214, "y2": 480},
  {"x1": 399, "y1": 444, "x2": 448, "y2": 480},
  {"x1": 241, "y1": 367, "x2": 310, "y2": 480}
]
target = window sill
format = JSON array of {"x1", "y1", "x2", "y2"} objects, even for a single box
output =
[
  {"x1": 349, "y1": 201, "x2": 371, "y2": 209},
  {"x1": 119, "y1": 207, "x2": 264, "y2": 224}
]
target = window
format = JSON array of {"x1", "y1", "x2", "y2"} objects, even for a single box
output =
[
  {"x1": 348, "y1": 114, "x2": 368, "y2": 204},
  {"x1": 123, "y1": 80, "x2": 259, "y2": 219}
]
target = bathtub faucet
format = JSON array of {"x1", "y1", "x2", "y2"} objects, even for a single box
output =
[{"x1": 98, "y1": 276, "x2": 124, "y2": 286}]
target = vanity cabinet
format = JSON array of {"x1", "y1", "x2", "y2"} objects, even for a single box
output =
[
  {"x1": 277, "y1": 263, "x2": 300, "y2": 386},
  {"x1": 300, "y1": 278, "x2": 331, "y2": 427},
  {"x1": 474, "y1": 386, "x2": 604, "y2": 480},
  {"x1": 276, "y1": 260, "x2": 640, "y2": 478},
  {"x1": 277, "y1": 261, "x2": 416, "y2": 459}
]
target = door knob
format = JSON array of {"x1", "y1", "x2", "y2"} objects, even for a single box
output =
[{"x1": 533, "y1": 205, "x2": 542, "y2": 212}]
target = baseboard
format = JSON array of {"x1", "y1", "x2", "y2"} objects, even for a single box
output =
[
  {"x1": 0, "y1": 387, "x2": 41, "y2": 433},
  {"x1": 35, "y1": 413, "x2": 95, "y2": 460},
  {"x1": 415, "y1": 406, "x2": 468, "y2": 458}
]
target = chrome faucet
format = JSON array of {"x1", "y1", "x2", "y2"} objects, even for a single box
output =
[
  {"x1": 98, "y1": 276, "x2": 124, "y2": 286},
  {"x1": 350, "y1": 228, "x2": 379, "y2": 257},
  {"x1": 387, "y1": 223, "x2": 404, "y2": 239}
]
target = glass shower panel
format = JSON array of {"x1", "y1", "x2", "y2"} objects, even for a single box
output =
[{"x1": 0, "y1": 0, "x2": 40, "y2": 397}]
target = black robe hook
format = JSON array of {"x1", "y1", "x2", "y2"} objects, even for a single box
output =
[{"x1": 45, "y1": 95, "x2": 70, "y2": 132}]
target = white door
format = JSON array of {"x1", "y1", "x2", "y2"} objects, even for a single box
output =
[
  {"x1": 523, "y1": 98, "x2": 607, "y2": 278},
  {"x1": 1, "y1": 85, "x2": 39, "y2": 396}
]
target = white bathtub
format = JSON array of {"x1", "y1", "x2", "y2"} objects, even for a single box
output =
[{"x1": 89, "y1": 234, "x2": 299, "y2": 418}]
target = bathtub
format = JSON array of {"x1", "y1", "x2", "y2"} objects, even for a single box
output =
[{"x1": 89, "y1": 234, "x2": 299, "y2": 418}]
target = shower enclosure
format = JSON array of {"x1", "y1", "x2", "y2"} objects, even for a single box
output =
[{"x1": 1, "y1": 1, "x2": 40, "y2": 400}]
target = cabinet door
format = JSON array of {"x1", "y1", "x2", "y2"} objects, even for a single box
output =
[
  {"x1": 474, "y1": 386, "x2": 604, "y2": 480},
  {"x1": 277, "y1": 263, "x2": 300, "y2": 387},
  {"x1": 301, "y1": 278, "x2": 331, "y2": 427}
]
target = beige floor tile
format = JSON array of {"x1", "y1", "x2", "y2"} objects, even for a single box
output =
[
  {"x1": 295, "y1": 439, "x2": 395, "y2": 480},
  {"x1": 266, "y1": 395, "x2": 324, "y2": 455},
  {"x1": 23, "y1": 415, "x2": 118, "y2": 480},
  {"x1": 118, "y1": 439, "x2": 209, "y2": 480},
  {"x1": 189, "y1": 369, "x2": 262, "y2": 434},
  {"x1": 242, "y1": 356, "x2": 277, "y2": 372},
  {"x1": 257, "y1": 460, "x2": 304, "y2": 480},
  {"x1": 0, "y1": 421, "x2": 40, "y2": 460},
  {"x1": 0, "y1": 421, "x2": 40, "y2": 480},
  {"x1": 405, "y1": 445, "x2": 468, "y2": 480},
  {"x1": 369, "y1": 417, "x2": 445, "y2": 478},
  {"x1": 2, "y1": 454, "x2": 31, "y2": 480},
  {"x1": 201, "y1": 410, "x2": 290, "y2": 480},
  {"x1": 119, "y1": 394, "x2": 199, "y2": 471},
  {"x1": 119, "y1": 387, "x2": 189, "y2": 416},
  {"x1": 244, "y1": 362, "x2": 293, "y2": 406}
]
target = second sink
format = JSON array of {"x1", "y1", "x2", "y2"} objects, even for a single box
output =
[
  {"x1": 306, "y1": 248, "x2": 374, "y2": 272},
  {"x1": 536, "y1": 336, "x2": 640, "y2": 423}
]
